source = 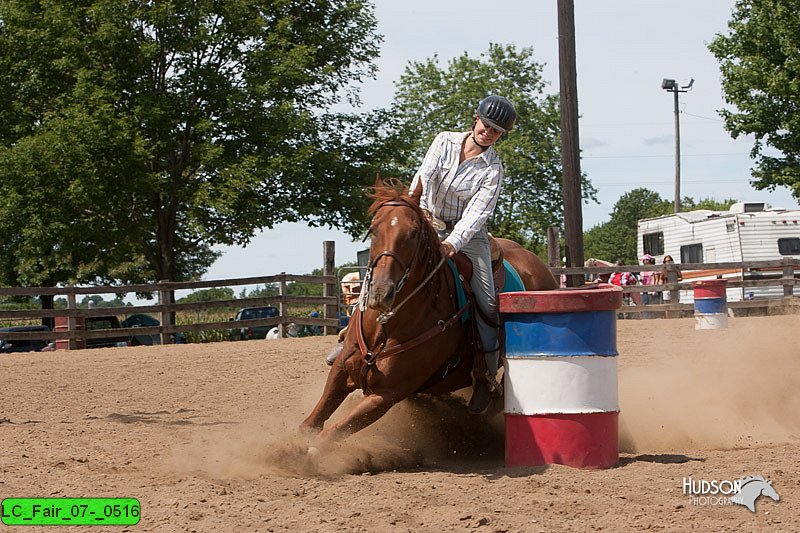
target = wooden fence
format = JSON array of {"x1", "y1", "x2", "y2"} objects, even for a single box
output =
[
  {"x1": 551, "y1": 258, "x2": 800, "y2": 318},
  {"x1": 0, "y1": 243, "x2": 340, "y2": 348},
  {"x1": 1, "y1": 252, "x2": 798, "y2": 349}
]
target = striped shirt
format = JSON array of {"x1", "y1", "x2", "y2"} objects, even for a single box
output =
[{"x1": 409, "y1": 131, "x2": 504, "y2": 252}]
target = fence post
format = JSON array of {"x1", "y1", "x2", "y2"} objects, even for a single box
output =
[
  {"x1": 158, "y1": 281, "x2": 175, "y2": 344},
  {"x1": 782, "y1": 257, "x2": 795, "y2": 297},
  {"x1": 323, "y1": 240, "x2": 337, "y2": 336},
  {"x1": 665, "y1": 264, "x2": 680, "y2": 318},
  {"x1": 546, "y1": 227, "x2": 561, "y2": 268},
  {"x1": 67, "y1": 292, "x2": 80, "y2": 350},
  {"x1": 279, "y1": 273, "x2": 287, "y2": 338}
]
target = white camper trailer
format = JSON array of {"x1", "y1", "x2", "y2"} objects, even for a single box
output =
[{"x1": 637, "y1": 202, "x2": 800, "y2": 302}]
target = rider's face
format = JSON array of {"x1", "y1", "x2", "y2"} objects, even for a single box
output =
[{"x1": 473, "y1": 117, "x2": 504, "y2": 146}]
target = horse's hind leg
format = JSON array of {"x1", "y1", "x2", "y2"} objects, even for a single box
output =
[{"x1": 300, "y1": 360, "x2": 354, "y2": 434}]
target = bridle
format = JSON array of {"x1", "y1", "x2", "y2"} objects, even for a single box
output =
[
  {"x1": 355, "y1": 198, "x2": 468, "y2": 393},
  {"x1": 361, "y1": 199, "x2": 446, "y2": 324}
]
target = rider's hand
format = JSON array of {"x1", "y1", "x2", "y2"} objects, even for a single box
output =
[{"x1": 440, "y1": 241, "x2": 456, "y2": 258}]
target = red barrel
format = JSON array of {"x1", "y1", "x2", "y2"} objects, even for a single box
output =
[
  {"x1": 692, "y1": 279, "x2": 728, "y2": 330},
  {"x1": 693, "y1": 279, "x2": 728, "y2": 299},
  {"x1": 54, "y1": 316, "x2": 86, "y2": 350}
]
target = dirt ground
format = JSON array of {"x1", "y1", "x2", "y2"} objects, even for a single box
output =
[{"x1": 1, "y1": 314, "x2": 798, "y2": 532}]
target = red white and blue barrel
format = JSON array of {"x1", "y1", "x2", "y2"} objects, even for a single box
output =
[
  {"x1": 499, "y1": 284, "x2": 623, "y2": 469},
  {"x1": 692, "y1": 279, "x2": 728, "y2": 329}
]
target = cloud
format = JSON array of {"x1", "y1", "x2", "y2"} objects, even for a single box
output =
[
  {"x1": 642, "y1": 135, "x2": 674, "y2": 146},
  {"x1": 581, "y1": 137, "x2": 609, "y2": 150}
]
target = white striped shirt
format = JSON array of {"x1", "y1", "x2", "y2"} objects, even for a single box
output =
[{"x1": 409, "y1": 131, "x2": 504, "y2": 252}]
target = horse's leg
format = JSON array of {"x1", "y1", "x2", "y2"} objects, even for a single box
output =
[
  {"x1": 316, "y1": 391, "x2": 402, "y2": 443},
  {"x1": 299, "y1": 360, "x2": 355, "y2": 434}
]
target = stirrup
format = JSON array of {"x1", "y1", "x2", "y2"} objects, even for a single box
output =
[{"x1": 484, "y1": 370, "x2": 503, "y2": 398}]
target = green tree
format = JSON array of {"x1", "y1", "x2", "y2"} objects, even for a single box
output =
[
  {"x1": 683, "y1": 197, "x2": 738, "y2": 211},
  {"x1": 384, "y1": 43, "x2": 596, "y2": 253},
  {"x1": 0, "y1": 0, "x2": 381, "y2": 289},
  {"x1": 584, "y1": 191, "x2": 740, "y2": 264},
  {"x1": 178, "y1": 287, "x2": 235, "y2": 304},
  {"x1": 709, "y1": 0, "x2": 800, "y2": 200},
  {"x1": 584, "y1": 189, "x2": 672, "y2": 264},
  {"x1": 79, "y1": 295, "x2": 129, "y2": 308}
]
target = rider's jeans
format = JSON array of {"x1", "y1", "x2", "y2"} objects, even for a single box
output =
[{"x1": 439, "y1": 228, "x2": 499, "y2": 374}]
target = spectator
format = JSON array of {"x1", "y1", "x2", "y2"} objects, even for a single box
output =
[
  {"x1": 639, "y1": 254, "x2": 658, "y2": 317},
  {"x1": 659, "y1": 255, "x2": 683, "y2": 304},
  {"x1": 306, "y1": 310, "x2": 322, "y2": 336},
  {"x1": 609, "y1": 260, "x2": 639, "y2": 306},
  {"x1": 340, "y1": 271, "x2": 362, "y2": 316}
]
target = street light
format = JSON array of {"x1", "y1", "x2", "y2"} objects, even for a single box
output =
[{"x1": 662, "y1": 77, "x2": 694, "y2": 213}]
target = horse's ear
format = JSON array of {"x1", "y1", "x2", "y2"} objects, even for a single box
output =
[
  {"x1": 374, "y1": 173, "x2": 383, "y2": 188},
  {"x1": 410, "y1": 179, "x2": 422, "y2": 203}
]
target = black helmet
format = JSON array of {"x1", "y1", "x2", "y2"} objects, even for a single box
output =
[{"x1": 476, "y1": 95, "x2": 516, "y2": 132}]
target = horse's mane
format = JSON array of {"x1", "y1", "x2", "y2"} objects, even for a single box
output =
[{"x1": 367, "y1": 179, "x2": 444, "y2": 288}]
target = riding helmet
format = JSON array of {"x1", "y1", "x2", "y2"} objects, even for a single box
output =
[{"x1": 476, "y1": 95, "x2": 517, "y2": 132}]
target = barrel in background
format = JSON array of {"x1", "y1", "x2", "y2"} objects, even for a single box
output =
[{"x1": 692, "y1": 279, "x2": 729, "y2": 330}]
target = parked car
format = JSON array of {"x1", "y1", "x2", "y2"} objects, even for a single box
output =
[
  {"x1": 229, "y1": 306, "x2": 279, "y2": 340},
  {"x1": 0, "y1": 325, "x2": 51, "y2": 353},
  {"x1": 120, "y1": 313, "x2": 162, "y2": 346},
  {"x1": 85, "y1": 315, "x2": 131, "y2": 349}
]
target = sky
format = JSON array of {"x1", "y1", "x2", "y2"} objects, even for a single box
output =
[{"x1": 198, "y1": 0, "x2": 800, "y2": 293}]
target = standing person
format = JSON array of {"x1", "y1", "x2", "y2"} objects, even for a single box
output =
[
  {"x1": 639, "y1": 254, "x2": 658, "y2": 318},
  {"x1": 409, "y1": 95, "x2": 516, "y2": 414},
  {"x1": 659, "y1": 255, "x2": 683, "y2": 304},
  {"x1": 610, "y1": 261, "x2": 638, "y2": 306}
]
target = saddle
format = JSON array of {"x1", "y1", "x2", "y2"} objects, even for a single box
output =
[
  {"x1": 451, "y1": 235, "x2": 507, "y2": 294},
  {"x1": 414, "y1": 240, "x2": 512, "y2": 396}
]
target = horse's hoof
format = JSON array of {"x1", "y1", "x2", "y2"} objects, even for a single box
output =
[{"x1": 303, "y1": 446, "x2": 321, "y2": 475}]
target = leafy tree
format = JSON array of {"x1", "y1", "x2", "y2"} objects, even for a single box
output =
[
  {"x1": 0, "y1": 0, "x2": 382, "y2": 289},
  {"x1": 709, "y1": 0, "x2": 800, "y2": 200},
  {"x1": 383, "y1": 43, "x2": 597, "y2": 253},
  {"x1": 178, "y1": 287, "x2": 235, "y2": 304},
  {"x1": 79, "y1": 295, "x2": 129, "y2": 308},
  {"x1": 683, "y1": 198, "x2": 738, "y2": 211},
  {"x1": 584, "y1": 190, "x2": 740, "y2": 264},
  {"x1": 584, "y1": 189, "x2": 671, "y2": 265}
]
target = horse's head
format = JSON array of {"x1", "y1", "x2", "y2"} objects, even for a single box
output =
[
  {"x1": 760, "y1": 480, "x2": 780, "y2": 502},
  {"x1": 363, "y1": 181, "x2": 439, "y2": 313}
]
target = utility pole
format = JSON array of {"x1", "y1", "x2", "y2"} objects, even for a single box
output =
[
  {"x1": 558, "y1": 0, "x2": 584, "y2": 287},
  {"x1": 661, "y1": 78, "x2": 694, "y2": 213}
]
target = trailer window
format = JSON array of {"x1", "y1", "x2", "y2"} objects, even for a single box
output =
[
  {"x1": 642, "y1": 232, "x2": 664, "y2": 256},
  {"x1": 778, "y1": 238, "x2": 800, "y2": 255},
  {"x1": 680, "y1": 244, "x2": 703, "y2": 264}
]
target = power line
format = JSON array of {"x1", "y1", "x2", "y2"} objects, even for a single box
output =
[
  {"x1": 682, "y1": 111, "x2": 724, "y2": 122},
  {"x1": 583, "y1": 152, "x2": 748, "y2": 159},
  {"x1": 593, "y1": 178, "x2": 755, "y2": 186}
]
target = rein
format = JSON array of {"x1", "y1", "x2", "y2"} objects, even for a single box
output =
[
  {"x1": 373, "y1": 255, "x2": 447, "y2": 324},
  {"x1": 356, "y1": 198, "x2": 467, "y2": 393},
  {"x1": 361, "y1": 199, "x2": 446, "y2": 324}
]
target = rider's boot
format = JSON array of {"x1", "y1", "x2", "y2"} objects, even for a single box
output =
[
  {"x1": 468, "y1": 369, "x2": 503, "y2": 414},
  {"x1": 325, "y1": 342, "x2": 343, "y2": 366}
]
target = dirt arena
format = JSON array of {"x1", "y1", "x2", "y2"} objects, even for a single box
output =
[{"x1": 1, "y1": 314, "x2": 798, "y2": 532}]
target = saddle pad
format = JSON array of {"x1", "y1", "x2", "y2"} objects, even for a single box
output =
[
  {"x1": 446, "y1": 259, "x2": 470, "y2": 322},
  {"x1": 447, "y1": 258, "x2": 525, "y2": 323},
  {"x1": 502, "y1": 259, "x2": 525, "y2": 292}
]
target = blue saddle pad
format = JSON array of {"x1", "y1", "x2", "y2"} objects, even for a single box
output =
[{"x1": 447, "y1": 259, "x2": 524, "y2": 322}]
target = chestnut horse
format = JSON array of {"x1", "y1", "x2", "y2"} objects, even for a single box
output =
[{"x1": 300, "y1": 182, "x2": 557, "y2": 445}]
